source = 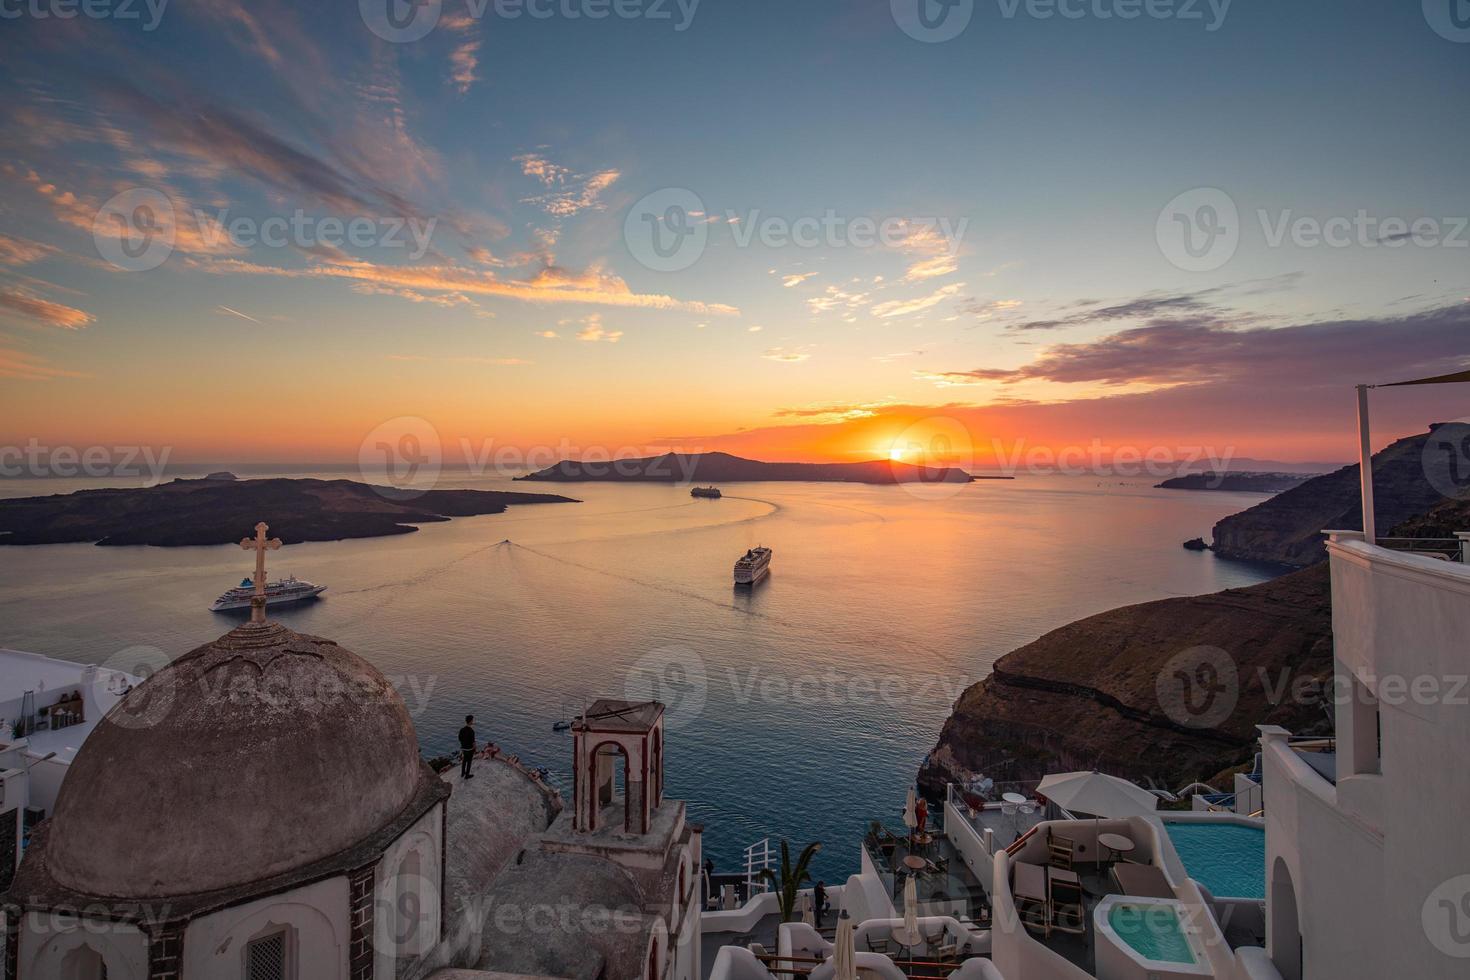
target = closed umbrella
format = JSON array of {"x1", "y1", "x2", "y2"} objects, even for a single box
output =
[
  {"x1": 1036, "y1": 771, "x2": 1158, "y2": 818},
  {"x1": 903, "y1": 873, "x2": 920, "y2": 944},
  {"x1": 902, "y1": 786, "x2": 918, "y2": 840},
  {"x1": 801, "y1": 891, "x2": 815, "y2": 927},
  {"x1": 833, "y1": 909, "x2": 857, "y2": 980}
]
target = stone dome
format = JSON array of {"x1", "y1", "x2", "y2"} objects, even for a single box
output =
[{"x1": 44, "y1": 621, "x2": 432, "y2": 899}]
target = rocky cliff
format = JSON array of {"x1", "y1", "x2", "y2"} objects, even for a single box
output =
[
  {"x1": 1210, "y1": 423, "x2": 1469, "y2": 566},
  {"x1": 918, "y1": 564, "x2": 1335, "y2": 795}
]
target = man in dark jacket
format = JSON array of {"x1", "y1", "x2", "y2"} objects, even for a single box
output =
[{"x1": 458, "y1": 715, "x2": 476, "y2": 779}]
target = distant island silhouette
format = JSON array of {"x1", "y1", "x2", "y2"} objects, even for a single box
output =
[
  {"x1": 0, "y1": 477, "x2": 578, "y2": 547},
  {"x1": 517, "y1": 450, "x2": 997, "y2": 484}
]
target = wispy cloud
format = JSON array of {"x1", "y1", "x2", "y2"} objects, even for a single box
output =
[
  {"x1": 782, "y1": 272, "x2": 818, "y2": 288},
  {"x1": 0, "y1": 288, "x2": 94, "y2": 330},
  {"x1": 0, "y1": 346, "x2": 87, "y2": 381},
  {"x1": 575, "y1": 313, "x2": 623, "y2": 343},
  {"x1": 0, "y1": 234, "x2": 55, "y2": 267},
  {"x1": 871, "y1": 282, "x2": 965, "y2": 319},
  {"x1": 515, "y1": 153, "x2": 621, "y2": 217},
  {"x1": 762, "y1": 345, "x2": 813, "y2": 362},
  {"x1": 189, "y1": 255, "x2": 739, "y2": 315}
]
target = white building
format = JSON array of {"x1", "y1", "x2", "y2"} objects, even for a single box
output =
[
  {"x1": 1261, "y1": 529, "x2": 1470, "y2": 980},
  {"x1": 0, "y1": 615, "x2": 701, "y2": 980},
  {"x1": 0, "y1": 648, "x2": 138, "y2": 895},
  {"x1": 704, "y1": 524, "x2": 1470, "y2": 980}
]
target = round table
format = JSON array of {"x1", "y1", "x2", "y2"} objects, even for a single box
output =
[
  {"x1": 902, "y1": 855, "x2": 927, "y2": 871},
  {"x1": 1001, "y1": 792, "x2": 1028, "y2": 806},
  {"x1": 1097, "y1": 832, "x2": 1135, "y2": 863},
  {"x1": 890, "y1": 926, "x2": 923, "y2": 958}
]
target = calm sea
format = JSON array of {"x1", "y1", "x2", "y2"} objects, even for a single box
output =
[{"x1": 0, "y1": 468, "x2": 1278, "y2": 880}]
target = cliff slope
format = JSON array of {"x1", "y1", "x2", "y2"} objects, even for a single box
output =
[
  {"x1": 1210, "y1": 423, "x2": 1468, "y2": 566},
  {"x1": 919, "y1": 564, "x2": 1334, "y2": 794}
]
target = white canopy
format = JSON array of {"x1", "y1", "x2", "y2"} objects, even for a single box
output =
[{"x1": 1037, "y1": 770, "x2": 1158, "y2": 818}]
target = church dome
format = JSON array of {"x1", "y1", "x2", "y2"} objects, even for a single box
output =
[{"x1": 44, "y1": 621, "x2": 432, "y2": 899}]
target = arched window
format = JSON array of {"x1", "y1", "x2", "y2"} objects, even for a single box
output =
[{"x1": 59, "y1": 944, "x2": 106, "y2": 980}]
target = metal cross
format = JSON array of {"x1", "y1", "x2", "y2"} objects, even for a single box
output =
[{"x1": 239, "y1": 521, "x2": 282, "y2": 624}]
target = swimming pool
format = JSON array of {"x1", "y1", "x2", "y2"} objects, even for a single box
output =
[
  {"x1": 1164, "y1": 821, "x2": 1265, "y2": 899},
  {"x1": 1107, "y1": 902, "x2": 1197, "y2": 964}
]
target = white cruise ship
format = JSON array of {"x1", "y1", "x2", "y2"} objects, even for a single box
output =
[
  {"x1": 209, "y1": 575, "x2": 326, "y2": 612},
  {"x1": 733, "y1": 546, "x2": 772, "y2": 586}
]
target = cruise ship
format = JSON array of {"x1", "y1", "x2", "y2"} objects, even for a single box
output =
[
  {"x1": 733, "y1": 546, "x2": 772, "y2": 586},
  {"x1": 209, "y1": 575, "x2": 326, "y2": 612},
  {"x1": 691, "y1": 486, "x2": 722, "y2": 499}
]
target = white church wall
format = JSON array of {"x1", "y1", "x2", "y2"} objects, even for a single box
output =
[
  {"x1": 182, "y1": 876, "x2": 349, "y2": 979},
  {"x1": 21, "y1": 911, "x2": 148, "y2": 980},
  {"x1": 373, "y1": 802, "x2": 444, "y2": 980}
]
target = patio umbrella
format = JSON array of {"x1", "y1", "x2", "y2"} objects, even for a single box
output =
[
  {"x1": 902, "y1": 873, "x2": 920, "y2": 943},
  {"x1": 902, "y1": 786, "x2": 918, "y2": 838},
  {"x1": 833, "y1": 910, "x2": 857, "y2": 980},
  {"x1": 1036, "y1": 771, "x2": 1158, "y2": 818},
  {"x1": 801, "y1": 892, "x2": 816, "y2": 927}
]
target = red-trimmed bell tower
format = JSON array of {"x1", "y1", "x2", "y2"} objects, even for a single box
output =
[{"x1": 571, "y1": 700, "x2": 665, "y2": 835}]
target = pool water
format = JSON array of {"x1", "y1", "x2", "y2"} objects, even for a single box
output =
[
  {"x1": 1165, "y1": 821, "x2": 1266, "y2": 899},
  {"x1": 1108, "y1": 904, "x2": 1196, "y2": 964}
]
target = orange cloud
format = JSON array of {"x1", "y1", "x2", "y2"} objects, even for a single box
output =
[
  {"x1": 191, "y1": 255, "x2": 739, "y2": 315},
  {"x1": 0, "y1": 347, "x2": 87, "y2": 381},
  {"x1": 0, "y1": 234, "x2": 55, "y2": 267},
  {"x1": 0, "y1": 289, "x2": 94, "y2": 330}
]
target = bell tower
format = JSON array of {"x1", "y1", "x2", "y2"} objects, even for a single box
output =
[{"x1": 570, "y1": 700, "x2": 665, "y2": 835}]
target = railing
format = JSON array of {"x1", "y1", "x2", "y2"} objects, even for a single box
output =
[
  {"x1": 744, "y1": 838, "x2": 774, "y2": 896},
  {"x1": 1376, "y1": 536, "x2": 1467, "y2": 562}
]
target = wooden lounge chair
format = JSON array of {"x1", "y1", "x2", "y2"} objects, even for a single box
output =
[
  {"x1": 1047, "y1": 830, "x2": 1076, "y2": 871},
  {"x1": 1049, "y1": 867, "x2": 1086, "y2": 935},
  {"x1": 1111, "y1": 861, "x2": 1175, "y2": 899},
  {"x1": 1013, "y1": 861, "x2": 1051, "y2": 938}
]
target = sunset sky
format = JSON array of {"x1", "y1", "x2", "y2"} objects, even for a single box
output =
[{"x1": 1, "y1": 0, "x2": 1467, "y2": 467}]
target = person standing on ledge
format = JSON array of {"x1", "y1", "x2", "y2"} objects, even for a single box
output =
[
  {"x1": 458, "y1": 715, "x2": 476, "y2": 779},
  {"x1": 813, "y1": 880, "x2": 828, "y2": 929}
]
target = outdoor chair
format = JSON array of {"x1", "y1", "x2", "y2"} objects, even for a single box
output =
[
  {"x1": 865, "y1": 935, "x2": 891, "y2": 954},
  {"x1": 1047, "y1": 831, "x2": 1076, "y2": 871},
  {"x1": 1050, "y1": 874, "x2": 1087, "y2": 936}
]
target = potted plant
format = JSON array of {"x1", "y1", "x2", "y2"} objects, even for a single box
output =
[{"x1": 758, "y1": 839, "x2": 822, "y2": 923}]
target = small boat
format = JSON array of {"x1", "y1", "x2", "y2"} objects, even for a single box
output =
[
  {"x1": 691, "y1": 486, "x2": 722, "y2": 499},
  {"x1": 734, "y1": 547, "x2": 772, "y2": 587},
  {"x1": 210, "y1": 575, "x2": 326, "y2": 612}
]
